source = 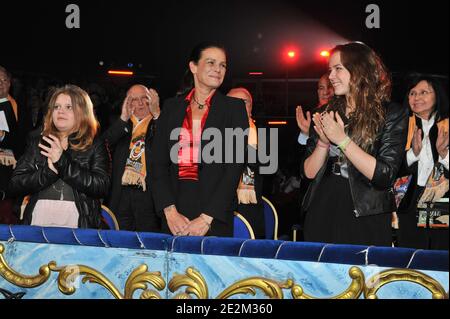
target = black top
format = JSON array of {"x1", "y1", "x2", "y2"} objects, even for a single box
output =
[{"x1": 150, "y1": 91, "x2": 249, "y2": 229}]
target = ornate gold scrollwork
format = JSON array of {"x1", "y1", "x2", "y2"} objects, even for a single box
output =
[
  {"x1": 1, "y1": 243, "x2": 165, "y2": 299},
  {"x1": 2, "y1": 243, "x2": 448, "y2": 299},
  {"x1": 124, "y1": 264, "x2": 165, "y2": 299},
  {"x1": 169, "y1": 267, "x2": 364, "y2": 299},
  {"x1": 48, "y1": 262, "x2": 124, "y2": 298},
  {"x1": 217, "y1": 278, "x2": 288, "y2": 299},
  {"x1": 290, "y1": 266, "x2": 365, "y2": 299},
  {"x1": 0, "y1": 244, "x2": 52, "y2": 288},
  {"x1": 364, "y1": 269, "x2": 448, "y2": 299},
  {"x1": 169, "y1": 267, "x2": 208, "y2": 299},
  {"x1": 49, "y1": 262, "x2": 166, "y2": 299}
]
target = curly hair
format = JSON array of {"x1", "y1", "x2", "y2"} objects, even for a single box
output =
[
  {"x1": 327, "y1": 42, "x2": 391, "y2": 151},
  {"x1": 42, "y1": 85, "x2": 98, "y2": 151}
]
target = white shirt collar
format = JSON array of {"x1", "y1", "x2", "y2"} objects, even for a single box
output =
[{"x1": 419, "y1": 113, "x2": 436, "y2": 135}]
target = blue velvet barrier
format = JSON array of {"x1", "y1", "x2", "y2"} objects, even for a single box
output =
[{"x1": 0, "y1": 225, "x2": 447, "y2": 271}]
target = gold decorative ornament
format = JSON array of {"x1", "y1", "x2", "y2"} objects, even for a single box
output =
[
  {"x1": 140, "y1": 289, "x2": 163, "y2": 299},
  {"x1": 49, "y1": 262, "x2": 124, "y2": 298},
  {"x1": 124, "y1": 264, "x2": 165, "y2": 299},
  {"x1": 364, "y1": 269, "x2": 448, "y2": 299},
  {"x1": 0, "y1": 244, "x2": 52, "y2": 288},
  {"x1": 168, "y1": 267, "x2": 208, "y2": 299},
  {"x1": 172, "y1": 293, "x2": 192, "y2": 299},
  {"x1": 1, "y1": 244, "x2": 448, "y2": 299},
  {"x1": 290, "y1": 266, "x2": 365, "y2": 299},
  {"x1": 1, "y1": 244, "x2": 165, "y2": 299},
  {"x1": 217, "y1": 278, "x2": 288, "y2": 299}
]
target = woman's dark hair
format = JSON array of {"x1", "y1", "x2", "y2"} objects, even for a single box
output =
[
  {"x1": 177, "y1": 41, "x2": 226, "y2": 96},
  {"x1": 403, "y1": 74, "x2": 449, "y2": 122}
]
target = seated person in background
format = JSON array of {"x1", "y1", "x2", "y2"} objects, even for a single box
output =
[
  {"x1": 227, "y1": 87, "x2": 265, "y2": 238},
  {"x1": 9, "y1": 85, "x2": 110, "y2": 229}
]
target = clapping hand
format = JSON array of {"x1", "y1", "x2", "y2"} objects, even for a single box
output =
[
  {"x1": 147, "y1": 88, "x2": 160, "y2": 118},
  {"x1": 296, "y1": 105, "x2": 311, "y2": 136},
  {"x1": 436, "y1": 125, "x2": 449, "y2": 158},
  {"x1": 319, "y1": 111, "x2": 347, "y2": 145},
  {"x1": 412, "y1": 127, "x2": 423, "y2": 157},
  {"x1": 120, "y1": 95, "x2": 135, "y2": 122},
  {"x1": 312, "y1": 113, "x2": 330, "y2": 145}
]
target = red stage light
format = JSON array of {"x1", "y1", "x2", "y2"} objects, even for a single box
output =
[
  {"x1": 320, "y1": 50, "x2": 330, "y2": 57},
  {"x1": 287, "y1": 51, "x2": 296, "y2": 58},
  {"x1": 249, "y1": 72, "x2": 264, "y2": 76}
]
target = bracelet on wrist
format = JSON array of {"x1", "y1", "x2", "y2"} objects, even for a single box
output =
[{"x1": 338, "y1": 136, "x2": 351, "y2": 152}]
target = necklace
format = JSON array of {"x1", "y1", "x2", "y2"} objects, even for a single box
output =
[
  {"x1": 193, "y1": 96, "x2": 206, "y2": 110},
  {"x1": 52, "y1": 181, "x2": 65, "y2": 201}
]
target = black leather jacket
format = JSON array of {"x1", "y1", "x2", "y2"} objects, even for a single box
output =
[
  {"x1": 300, "y1": 102, "x2": 409, "y2": 217},
  {"x1": 9, "y1": 130, "x2": 111, "y2": 228}
]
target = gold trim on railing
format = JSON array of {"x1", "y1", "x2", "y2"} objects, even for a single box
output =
[
  {"x1": 290, "y1": 267, "x2": 365, "y2": 299},
  {"x1": 217, "y1": 278, "x2": 288, "y2": 299},
  {"x1": 169, "y1": 267, "x2": 208, "y2": 299},
  {"x1": 364, "y1": 269, "x2": 448, "y2": 299},
  {"x1": 49, "y1": 262, "x2": 124, "y2": 298},
  {"x1": 124, "y1": 264, "x2": 165, "y2": 299},
  {"x1": 0, "y1": 244, "x2": 51, "y2": 288},
  {"x1": 1, "y1": 244, "x2": 448, "y2": 299}
]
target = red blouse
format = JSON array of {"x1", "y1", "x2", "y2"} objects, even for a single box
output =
[{"x1": 178, "y1": 89, "x2": 214, "y2": 180}]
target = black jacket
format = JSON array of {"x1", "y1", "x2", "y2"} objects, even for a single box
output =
[
  {"x1": 101, "y1": 117, "x2": 157, "y2": 213},
  {"x1": 149, "y1": 91, "x2": 249, "y2": 227},
  {"x1": 9, "y1": 130, "x2": 111, "y2": 228},
  {"x1": 300, "y1": 102, "x2": 409, "y2": 217}
]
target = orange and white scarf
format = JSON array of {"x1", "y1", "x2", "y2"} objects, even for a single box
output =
[{"x1": 121, "y1": 115, "x2": 152, "y2": 191}]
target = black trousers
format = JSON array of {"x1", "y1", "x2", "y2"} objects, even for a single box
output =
[
  {"x1": 116, "y1": 186, "x2": 160, "y2": 232},
  {"x1": 397, "y1": 210, "x2": 449, "y2": 250}
]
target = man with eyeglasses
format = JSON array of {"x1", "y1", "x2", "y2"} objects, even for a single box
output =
[
  {"x1": 102, "y1": 84, "x2": 161, "y2": 232},
  {"x1": 0, "y1": 65, "x2": 18, "y2": 224}
]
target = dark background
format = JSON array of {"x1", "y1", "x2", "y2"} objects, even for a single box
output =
[{"x1": 2, "y1": 0, "x2": 448, "y2": 96}]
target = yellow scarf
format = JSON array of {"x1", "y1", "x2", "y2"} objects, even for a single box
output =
[
  {"x1": 121, "y1": 115, "x2": 152, "y2": 191},
  {"x1": 7, "y1": 95, "x2": 18, "y2": 121}
]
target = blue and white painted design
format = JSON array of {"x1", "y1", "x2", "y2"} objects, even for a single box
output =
[{"x1": 1, "y1": 241, "x2": 448, "y2": 299}]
